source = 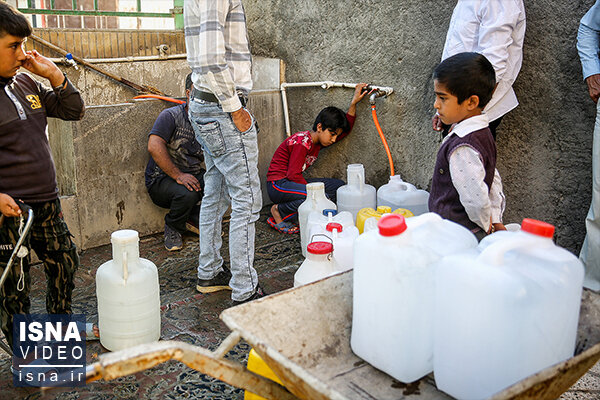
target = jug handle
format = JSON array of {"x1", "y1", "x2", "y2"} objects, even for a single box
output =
[
  {"x1": 477, "y1": 236, "x2": 551, "y2": 266},
  {"x1": 122, "y1": 250, "x2": 128, "y2": 284},
  {"x1": 355, "y1": 172, "x2": 364, "y2": 192}
]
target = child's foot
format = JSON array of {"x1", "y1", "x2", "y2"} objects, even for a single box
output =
[
  {"x1": 270, "y1": 204, "x2": 284, "y2": 224},
  {"x1": 267, "y1": 216, "x2": 299, "y2": 234}
]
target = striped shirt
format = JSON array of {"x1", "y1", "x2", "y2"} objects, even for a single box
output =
[{"x1": 184, "y1": 0, "x2": 253, "y2": 113}]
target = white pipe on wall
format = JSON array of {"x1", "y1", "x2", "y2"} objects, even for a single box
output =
[{"x1": 280, "y1": 81, "x2": 393, "y2": 136}]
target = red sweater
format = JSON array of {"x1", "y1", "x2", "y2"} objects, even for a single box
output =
[{"x1": 267, "y1": 114, "x2": 355, "y2": 184}]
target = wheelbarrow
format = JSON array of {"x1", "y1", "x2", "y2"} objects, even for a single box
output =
[{"x1": 85, "y1": 270, "x2": 600, "y2": 399}]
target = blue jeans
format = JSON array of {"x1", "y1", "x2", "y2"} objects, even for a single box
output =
[
  {"x1": 581, "y1": 101, "x2": 600, "y2": 291},
  {"x1": 189, "y1": 100, "x2": 262, "y2": 301},
  {"x1": 267, "y1": 178, "x2": 345, "y2": 223}
]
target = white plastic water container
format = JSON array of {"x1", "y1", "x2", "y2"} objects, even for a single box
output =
[
  {"x1": 306, "y1": 209, "x2": 354, "y2": 252},
  {"x1": 377, "y1": 175, "x2": 430, "y2": 216},
  {"x1": 434, "y1": 219, "x2": 584, "y2": 400},
  {"x1": 352, "y1": 214, "x2": 438, "y2": 383},
  {"x1": 336, "y1": 164, "x2": 376, "y2": 222},
  {"x1": 298, "y1": 182, "x2": 336, "y2": 257},
  {"x1": 293, "y1": 241, "x2": 336, "y2": 287},
  {"x1": 96, "y1": 230, "x2": 161, "y2": 351},
  {"x1": 405, "y1": 212, "x2": 478, "y2": 257},
  {"x1": 309, "y1": 221, "x2": 359, "y2": 271}
]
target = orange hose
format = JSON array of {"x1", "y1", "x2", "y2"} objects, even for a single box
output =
[
  {"x1": 371, "y1": 105, "x2": 395, "y2": 176},
  {"x1": 132, "y1": 95, "x2": 185, "y2": 104}
]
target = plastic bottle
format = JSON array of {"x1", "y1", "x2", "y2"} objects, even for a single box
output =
[
  {"x1": 298, "y1": 182, "x2": 336, "y2": 256},
  {"x1": 377, "y1": 175, "x2": 430, "y2": 216},
  {"x1": 356, "y1": 205, "x2": 414, "y2": 234},
  {"x1": 352, "y1": 214, "x2": 437, "y2": 383},
  {"x1": 309, "y1": 221, "x2": 359, "y2": 271},
  {"x1": 96, "y1": 230, "x2": 161, "y2": 351},
  {"x1": 306, "y1": 209, "x2": 354, "y2": 251},
  {"x1": 405, "y1": 212, "x2": 477, "y2": 257},
  {"x1": 294, "y1": 240, "x2": 336, "y2": 287},
  {"x1": 336, "y1": 164, "x2": 376, "y2": 222},
  {"x1": 434, "y1": 219, "x2": 584, "y2": 400}
]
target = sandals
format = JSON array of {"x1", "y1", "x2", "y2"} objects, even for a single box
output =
[{"x1": 267, "y1": 217, "x2": 299, "y2": 234}]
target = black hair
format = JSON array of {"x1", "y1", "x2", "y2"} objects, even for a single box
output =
[
  {"x1": 0, "y1": 2, "x2": 32, "y2": 38},
  {"x1": 185, "y1": 73, "x2": 193, "y2": 91},
  {"x1": 312, "y1": 106, "x2": 349, "y2": 133},
  {"x1": 433, "y1": 52, "x2": 496, "y2": 109}
]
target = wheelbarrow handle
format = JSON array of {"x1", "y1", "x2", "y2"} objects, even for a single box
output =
[{"x1": 0, "y1": 203, "x2": 34, "y2": 289}]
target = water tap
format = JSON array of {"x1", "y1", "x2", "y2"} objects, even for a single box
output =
[{"x1": 64, "y1": 53, "x2": 78, "y2": 70}]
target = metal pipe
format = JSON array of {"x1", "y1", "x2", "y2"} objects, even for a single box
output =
[
  {"x1": 280, "y1": 81, "x2": 394, "y2": 136},
  {"x1": 49, "y1": 53, "x2": 187, "y2": 64}
]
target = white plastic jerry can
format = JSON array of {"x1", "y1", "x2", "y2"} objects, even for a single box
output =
[
  {"x1": 308, "y1": 222, "x2": 359, "y2": 272},
  {"x1": 352, "y1": 214, "x2": 437, "y2": 383},
  {"x1": 336, "y1": 164, "x2": 376, "y2": 223},
  {"x1": 434, "y1": 218, "x2": 584, "y2": 400},
  {"x1": 293, "y1": 240, "x2": 336, "y2": 288},
  {"x1": 96, "y1": 230, "x2": 161, "y2": 351},
  {"x1": 405, "y1": 212, "x2": 478, "y2": 257},
  {"x1": 298, "y1": 182, "x2": 336, "y2": 257},
  {"x1": 377, "y1": 175, "x2": 430, "y2": 216}
]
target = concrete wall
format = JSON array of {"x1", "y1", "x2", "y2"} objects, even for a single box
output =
[
  {"x1": 243, "y1": 0, "x2": 596, "y2": 253},
  {"x1": 46, "y1": 57, "x2": 284, "y2": 249}
]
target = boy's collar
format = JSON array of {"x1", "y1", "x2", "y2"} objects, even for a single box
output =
[{"x1": 448, "y1": 114, "x2": 489, "y2": 138}]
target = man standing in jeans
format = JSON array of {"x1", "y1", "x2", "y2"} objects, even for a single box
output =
[
  {"x1": 577, "y1": 0, "x2": 600, "y2": 291},
  {"x1": 185, "y1": 0, "x2": 264, "y2": 304}
]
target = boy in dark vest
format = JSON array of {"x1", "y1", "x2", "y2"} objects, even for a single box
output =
[{"x1": 429, "y1": 52, "x2": 506, "y2": 241}]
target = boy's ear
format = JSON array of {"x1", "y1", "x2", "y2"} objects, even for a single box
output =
[
  {"x1": 315, "y1": 123, "x2": 323, "y2": 132},
  {"x1": 466, "y1": 95, "x2": 480, "y2": 110}
]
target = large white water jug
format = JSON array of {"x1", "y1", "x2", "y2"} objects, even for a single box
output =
[
  {"x1": 96, "y1": 230, "x2": 161, "y2": 351},
  {"x1": 306, "y1": 209, "x2": 354, "y2": 252},
  {"x1": 352, "y1": 214, "x2": 438, "y2": 383},
  {"x1": 405, "y1": 212, "x2": 478, "y2": 257},
  {"x1": 298, "y1": 182, "x2": 336, "y2": 256},
  {"x1": 294, "y1": 241, "x2": 336, "y2": 287},
  {"x1": 377, "y1": 175, "x2": 429, "y2": 215},
  {"x1": 336, "y1": 164, "x2": 376, "y2": 222},
  {"x1": 434, "y1": 219, "x2": 584, "y2": 400},
  {"x1": 309, "y1": 222, "x2": 359, "y2": 271}
]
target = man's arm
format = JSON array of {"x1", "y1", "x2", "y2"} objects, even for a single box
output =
[
  {"x1": 578, "y1": 14, "x2": 600, "y2": 102},
  {"x1": 0, "y1": 193, "x2": 21, "y2": 217},
  {"x1": 148, "y1": 136, "x2": 201, "y2": 192},
  {"x1": 23, "y1": 50, "x2": 85, "y2": 120},
  {"x1": 185, "y1": 0, "x2": 251, "y2": 131}
]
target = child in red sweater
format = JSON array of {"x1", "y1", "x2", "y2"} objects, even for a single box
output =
[{"x1": 266, "y1": 83, "x2": 370, "y2": 233}]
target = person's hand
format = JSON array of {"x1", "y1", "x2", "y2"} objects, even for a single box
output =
[
  {"x1": 0, "y1": 193, "x2": 22, "y2": 217},
  {"x1": 492, "y1": 222, "x2": 507, "y2": 232},
  {"x1": 432, "y1": 113, "x2": 443, "y2": 131},
  {"x1": 231, "y1": 108, "x2": 252, "y2": 132},
  {"x1": 21, "y1": 50, "x2": 64, "y2": 87},
  {"x1": 586, "y1": 74, "x2": 600, "y2": 103},
  {"x1": 351, "y1": 83, "x2": 374, "y2": 106},
  {"x1": 176, "y1": 173, "x2": 202, "y2": 192}
]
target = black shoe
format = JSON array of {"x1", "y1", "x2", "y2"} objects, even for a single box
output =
[
  {"x1": 196, "y1": 269, "x2": 232, "y2": 293},
  {"x1": 232, "y1": 285, "x2": 267, "y2": 305},
  {"x1": 164, "y1": 223, "x2": 183, "y2": 251}
]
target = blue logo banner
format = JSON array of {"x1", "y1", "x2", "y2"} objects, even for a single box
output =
[{"x1": 12, "y1": 314, "x2": 87, "y2": 387}]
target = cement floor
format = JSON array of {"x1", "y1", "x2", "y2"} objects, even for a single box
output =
[{"x1": 0, "y1": 207, "x2": 598, "y2": 399}]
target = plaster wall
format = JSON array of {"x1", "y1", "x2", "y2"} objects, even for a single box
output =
[{"x1": 243, "y1": 0, "x2": 596, "y2": 253}]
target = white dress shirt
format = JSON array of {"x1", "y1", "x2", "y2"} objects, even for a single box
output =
[
  {"x1": 444, "y1": 114, "x2": 506, "y2": 231},
  {"x1": 442, "y1": 0, "x2": 526, "y2": 123}
]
